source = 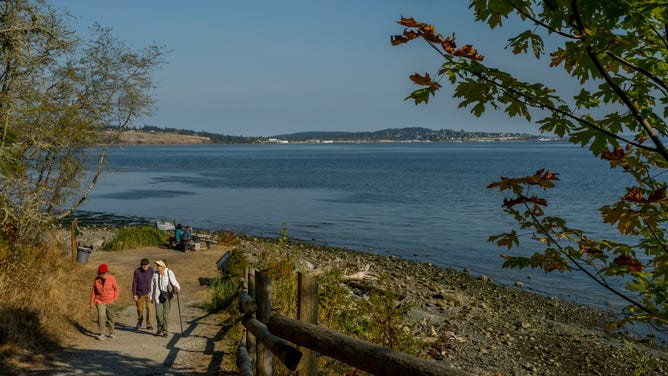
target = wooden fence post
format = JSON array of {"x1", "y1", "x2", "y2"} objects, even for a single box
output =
[
  {"x1": 297, "y1": 272, "x2": 318, "y2": 376},
  {"x1": 256, "y1": 270, "x2": 272, "y2": 376},
  {"x1": 71, "y1": 218, "x2": 78, "y2": 262},
  {"x1": 247, "y1": 268, "x2": 256, "y2": 368}
]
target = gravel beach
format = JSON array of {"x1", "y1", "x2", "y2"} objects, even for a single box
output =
[{"x1": 237, "y1": 234, "x2": 667, "y2": 375}]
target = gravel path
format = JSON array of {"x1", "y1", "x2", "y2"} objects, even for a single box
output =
[
  {"x1": 31, "y1": 246, "x2": 237, "y2": 375},
  {"x1": 45, "y1": 300, "x2": 227, "y2": 375}
]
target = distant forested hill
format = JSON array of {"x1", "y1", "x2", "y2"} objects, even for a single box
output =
[
  {"x1": 273, "y1": 127, "x2": 539, "y2": 142},
  {"x1": 131, "y1": 125, "x2": 541, "y2": 144}
]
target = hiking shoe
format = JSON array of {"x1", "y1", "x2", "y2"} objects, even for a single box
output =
[
  {"x1": 108, "y1": 332, "x2": 116, "y2": 338},
  {"x1": 161, "y1": 331, "x2": 168, "y2": 337},
  {"x1": 146, "y1": 326, "x2": 154, "y2": 330},
  {"x1": 135, "y1": 323, "x2": 141, "y2": 330},
  {"x1": 96, "y1": 334, "x2": 106, "y2": 341}
]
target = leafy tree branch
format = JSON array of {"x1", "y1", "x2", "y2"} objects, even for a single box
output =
[
  {"x1": 393, "y1": 0, "x2": 668, "y2": 329},
  {"x1": 0, "y1": 1, "x2": 165, "y2": 251}
]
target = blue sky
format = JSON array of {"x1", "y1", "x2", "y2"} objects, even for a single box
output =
[{"x1": 57, "y1": 1, "x2": 550, "y2": 137}]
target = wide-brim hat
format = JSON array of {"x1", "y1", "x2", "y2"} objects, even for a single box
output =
[{"x1": 155, "y1": 260, "x2": 166, "y2": 267}]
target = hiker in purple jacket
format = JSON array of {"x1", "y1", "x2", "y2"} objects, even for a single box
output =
[{"x1": 132, "y1": 258, "x2": 154, "y2": 330}]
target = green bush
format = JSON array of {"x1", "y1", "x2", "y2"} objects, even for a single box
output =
[
  {"x1": 103, "y1": 225, "x2": 166, "y2": 252},
  {"x1": 219, "y1": 230, "x2": 240, "y2": 247},
  {"x1": 365, "y1": 287, "x2": 417, "y2": 354},
  {"x1": 226, "y1": 248, "x2": 247, "y2": 280},
  {"x1": 206, "y1": 278, "x2": 238, "y2": 313},
  {"x1": 205, "y1": 248, "x2": 245, "y2": 314}
]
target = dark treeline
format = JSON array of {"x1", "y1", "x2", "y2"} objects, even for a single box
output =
[
  {"x1": 140, "y1": 125, "x2": 261, "y2": 144},
  {"x1": 273, "y1": 127, "x2": 540, "y2": 142}
]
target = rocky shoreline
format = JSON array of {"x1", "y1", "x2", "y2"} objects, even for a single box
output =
[
  {"x1": 232, "y1": 234, "x2": 664, "y2": 375},
  {"x1": 70, "y1": 226, "x2": 667, "y2": 375}
]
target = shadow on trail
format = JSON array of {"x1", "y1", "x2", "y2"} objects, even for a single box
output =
[
  {"x1": 9, "y1": 308, "x2": 235, "y2": 375},
  {"x1": 206, "y1": 317, "x2": 239, "y2": 374},
  {"x1": 161, "y1": 306, "x2": 237, "y2": 375},
  {"x1": 17, "y1": 348, "x2": 168, "y2": 375},
  {"x1": 69, "y1": 318, "x2": 136, "y2": 341}
]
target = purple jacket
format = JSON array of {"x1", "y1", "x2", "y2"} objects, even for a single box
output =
[{"x1": 132, "y1": 266, "x2": 154, "y2": 296}]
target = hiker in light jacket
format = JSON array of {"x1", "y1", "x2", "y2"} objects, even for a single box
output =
[{"x1": 151, "y1": 259, "x2": 180, "y2": 337}]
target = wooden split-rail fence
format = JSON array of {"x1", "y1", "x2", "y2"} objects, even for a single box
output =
[{"x1": 235, "y1": 267, "x2": 470, "y2": 376}]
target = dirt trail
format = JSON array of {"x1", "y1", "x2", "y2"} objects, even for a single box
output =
[{"x1": 36, "y1": 246, "x2": 238, "y2": 375}]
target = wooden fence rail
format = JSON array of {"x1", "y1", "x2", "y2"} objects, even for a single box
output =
[
  {"x1": 237, "y1": 333, "x2": 254, "y2": 376},
  {"x1": 267, "y1": 314, "x2": 469, "y2": 376},
  {"x1": 242, "y1": 315, "x2": 302, "y2": 371},
  {"x1": 237, "y1": 268, "x2": 470, "y2": 376}
]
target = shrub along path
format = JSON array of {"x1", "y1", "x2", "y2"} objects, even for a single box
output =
[{"x1": 37, "y1": 246, "x2": 239, "y2": 375}]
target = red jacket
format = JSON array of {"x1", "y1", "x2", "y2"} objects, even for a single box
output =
[{"x1": 90, "y1": 274, "x2": 120, "y2": 306}]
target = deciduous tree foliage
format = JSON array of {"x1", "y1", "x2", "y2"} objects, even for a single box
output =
[
  {"x1": 0, "y1": 0, "x2": 164, "y2": 253},
  {"x1": 393, "y1": 1, "x2": 667, "y2": 330}
]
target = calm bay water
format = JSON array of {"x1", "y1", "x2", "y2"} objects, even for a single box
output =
[{"x1": 79, "y1": 142, "x2": 634, "y2": 311}]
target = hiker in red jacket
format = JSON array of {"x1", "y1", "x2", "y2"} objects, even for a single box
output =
[{"x1": 90, "y1": 263, "x2": 120, "y2": 340}]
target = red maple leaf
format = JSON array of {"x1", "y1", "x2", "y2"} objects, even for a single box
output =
[{"x1": 613, "y1": 255, "x2": 645, "y2": 272}]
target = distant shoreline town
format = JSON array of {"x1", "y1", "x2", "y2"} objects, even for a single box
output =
[{"x1": 109, "y1": 126, "x2": 561, "y2": 145}]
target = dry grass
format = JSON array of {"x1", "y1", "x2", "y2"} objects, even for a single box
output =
[
  {"x1": 0, "y1": 235, "x2": 94, "y2": 368},
  {"x1": 0, "y1": 226, "x2": 264, "y2": 371}
]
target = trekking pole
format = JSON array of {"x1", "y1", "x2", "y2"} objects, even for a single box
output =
[{"x1": 176, "y1": 291, "x2": 184, "y2": 335}]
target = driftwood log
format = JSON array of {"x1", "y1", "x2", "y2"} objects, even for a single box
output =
[{"x1": 341, "y1": 264, "x2": 379, "y2": 281}]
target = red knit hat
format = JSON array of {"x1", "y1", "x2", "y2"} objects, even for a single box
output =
[{"x1": 98, "y1": 264, "x2": 108, "y2": 274}]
